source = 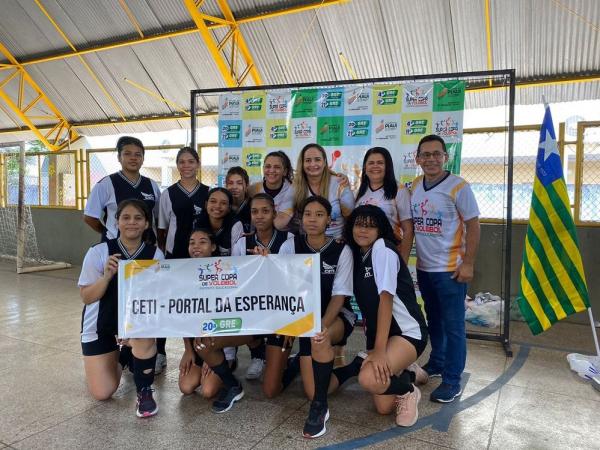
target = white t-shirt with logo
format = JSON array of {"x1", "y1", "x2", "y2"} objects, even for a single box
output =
[
  {"x1": 356, "y1": 184, "x2": 411, "y2": 234},
  {"x1": 249, "y1": 179, "x2": 295, "y2": 219},
  {"x1": 410, "y1": 173, "x2": 479, "y2": 272},
  {"x1": 307, "y1": 176, "x2": 355, "y2": 239}
]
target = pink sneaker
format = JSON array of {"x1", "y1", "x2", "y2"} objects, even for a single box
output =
[
  {"x1": 408, "y1": 362, "x2": 429, "y2": 385},
  {"x1": 395, "y1": 385, "x2": 421, "y2": 427}
]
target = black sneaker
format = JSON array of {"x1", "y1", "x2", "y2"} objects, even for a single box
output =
[
  {"x1": 212, "y1": 383, "x2": 244, "y2": 413},
  {"x1": 303, "y1": 400, "x2": 330, "y2": 439},
  {"x1": 136, "y1": 387, "x2": 158, "y2": 418}
]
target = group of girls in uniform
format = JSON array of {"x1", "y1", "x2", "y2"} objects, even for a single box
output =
[{"x1": 78, "y1": 138, "x2": 428, "y2": 437}]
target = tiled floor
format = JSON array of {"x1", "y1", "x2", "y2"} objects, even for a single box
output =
[{"x1": 1, "y1": 259, "x2": 598, "y2": 449}]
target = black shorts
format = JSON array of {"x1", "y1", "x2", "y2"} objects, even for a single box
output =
[
  {"x1": 81, "y1": 333, "x2": 118, "y2": 356},
  {"x1": 366, "y1": 333, "x2": 427, "y2": 358},
  {"x1": 298, "y1": 313, "x2": 355, "y2": 357},
  {"x1": 266, "y1": 334, "x2": 286, "y2": 348}
]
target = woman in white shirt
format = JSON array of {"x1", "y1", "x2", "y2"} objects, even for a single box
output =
[{"x1": 355, "y1": 146, "x2": 413, "y2": 262}]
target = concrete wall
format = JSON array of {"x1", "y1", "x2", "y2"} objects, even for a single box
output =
[
  {"x1": 29, "y1": 210, "x2": 599, "y2": 324},
  {"x1": 31, "y1": 208, "x2": 98, "y2": 266}
]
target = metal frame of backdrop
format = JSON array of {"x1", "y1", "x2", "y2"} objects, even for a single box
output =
[{"x1": 191, "y1": 69, "x2": 516, "y2": 357}]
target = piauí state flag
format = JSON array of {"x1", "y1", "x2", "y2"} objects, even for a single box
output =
[{"x1": 516, "y1": 105, "x2": 589, "y2": 335}]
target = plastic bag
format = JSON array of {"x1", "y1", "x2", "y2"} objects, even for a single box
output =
[
  {"x1": 566, "y1": 353, "x2": 600, "y2": 380},
  {"x1": 465, "y1": 299, "x2": 502, "y2": 328}
]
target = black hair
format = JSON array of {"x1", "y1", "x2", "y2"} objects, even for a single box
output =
[
  {"x1": 250, "y1": 192, "x2": 275, "y2": 210},
  {"x1": 264, "y1": 151, "x2": 294, "y2": 183},
  {"x1": 116, "y1": 136, "x2": 145, "y2": 156},
  {"x1": 187, "y1": 227, "x2": 219, "y2": 257},
  {"x1": 193, "y1": 187, "x2": 236, "y2": 232},
  {"x1": 188, "y1": 227, "x2": 216, "y2": 244},
  {"x1": 416, "y1": 134, "x2": 447, "y2": 155},
  {"x1": 343, "y1": 205, "x2": 398, "y2": 252},
  {"x1": 207, "y1": 187, "x2": 233, "y2": 206},
  {"x1": 115, "y1": 199, "x2": 152, "y2": 242},
  {"x1": 176, "y1": 146, "x2": 199, "y2": 163},
  {"x1": 356, "y1": 147, "x2": 398, "y2": 201},
  {"x1": 115, "y1": 198, "x2": 151, "y2": 222},
  {"x1": 226, "y1": 166, "x2": 250, "y2": 186},
  {"x1": 301, "y1": 195, "x2": 332, "y2": 217}
]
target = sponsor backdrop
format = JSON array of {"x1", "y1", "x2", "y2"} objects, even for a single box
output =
[
  {"x1": 118, "y1": 254, "x2": 321, "y2": 338},
  {"x1": 217, "y1": 81, "x2": 465, "y2": 189}
]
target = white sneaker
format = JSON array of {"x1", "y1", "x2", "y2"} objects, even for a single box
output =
[
  {"x1": 155, "y1": 353, "x2": 167, "y2": 375},
  {"x1": 245, "y1": 358, "x2": 265, "y2": 380}
]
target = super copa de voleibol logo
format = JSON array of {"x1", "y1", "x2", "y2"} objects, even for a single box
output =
[{"x1": 197, "y1": 259, "x2": 239, "y2": 288}]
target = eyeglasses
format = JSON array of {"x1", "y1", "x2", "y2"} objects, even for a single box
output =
[{"x1": 418, "y1": 151, "x2": 446, "y2": 160}]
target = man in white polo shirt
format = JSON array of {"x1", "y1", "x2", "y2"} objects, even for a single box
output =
[{"x1": 411, "y1": 134, "x2": 480, "y2": 403}]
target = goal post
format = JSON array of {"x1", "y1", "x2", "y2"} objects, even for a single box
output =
[{"x1": 0, "y1": 141, "x2": 70, "y2": 273}]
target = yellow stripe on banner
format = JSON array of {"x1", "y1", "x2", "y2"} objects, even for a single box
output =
[
  {"x1": 524, "y1": 237, "x2": 567, "y2": 320},
  {"x1": 529, "y1": 207, "x2": 588, "y2": 311},
  {"x1": 124, "y1": 260, "x2": 159, "y2": 280},
  {"x1": 274, "y1": 312, "x2": 315, "y2": 337},
  {"x1": 520, "y1": 263, "x2": 553, "y2": 331},
  {"x1": 304, "y1": 257, "x2": 313, "y2": 267}
]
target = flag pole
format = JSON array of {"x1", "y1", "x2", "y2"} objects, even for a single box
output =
[{"x1": 588, "y1": 308, "x2": 600, "y2": 357}]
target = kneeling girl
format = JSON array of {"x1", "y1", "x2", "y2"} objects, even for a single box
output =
[
  {"x1": 279, "y1": 196, "x2": 355, "y2": 439},
  {"x1": 343, "y1": 205, "x2": 428, "y2": 427},
  {"x1": 78, "y1": 199, "x2": 163, "y2": 417}
]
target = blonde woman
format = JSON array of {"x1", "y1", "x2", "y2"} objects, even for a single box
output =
[{"x1": 292, "y1": 143, "x2": 354, "y2": 238}]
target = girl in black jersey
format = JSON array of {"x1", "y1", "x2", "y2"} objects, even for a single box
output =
[
  {"x1": 156, "y1": 146, "x2": 209, "y2": 374},
  {"x1": 342, "y1": 205, "x2": 428, "y2": 427},
  {"x1": 78, "y1": 199, "x2": 163, "y2": 418},
  {"x1": 178, "y1": 228, "x2": 227, "y2": 400},
  {"x1": 225, "y1": 166, "x2": 252, "y2": 233},
  {"x1": 158, "y1": 147, "x2": 209, "y2": 258},
  {"x1": 278, "y1": 196, "x2": 355, "y2": 439},
  {"x1": 231, "y1": 193, "x2": 294, "y2": 393},
  {"x1": 193, "y1": 187, "x2": 243, "y2": 256}
]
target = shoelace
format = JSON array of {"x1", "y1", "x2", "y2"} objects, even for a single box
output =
[
  {"x1": 395, "y1": 394, "x2": 409, "y2": 415},
  {"x1": 139, "y1": 388, "x2": 155, "y2": 401}
]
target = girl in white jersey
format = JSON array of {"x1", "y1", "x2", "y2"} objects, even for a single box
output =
[
  {"x1": 292, "y1": 143, "x2": 355, "y2": 238},
  {"x1": 355, "y1": 147, "x2": 413, "y2": 262},
  {"x1": 342, "y1": 205, "x2": 428, "y2": 427},
  {"x1": 248, "y1": 151, "x2": 295, "y2": 231},
  {"x1": 78, "y1": 199, "x2": 163, "y2": 418}
]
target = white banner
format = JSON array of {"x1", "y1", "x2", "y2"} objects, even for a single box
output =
[{"x1": 118, "y1": 255, "x2": 321, "y2": 338}]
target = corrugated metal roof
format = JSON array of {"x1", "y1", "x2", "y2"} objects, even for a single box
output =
[{"x1": 0, "y1": 0, "x2": 598, "y2": 143}]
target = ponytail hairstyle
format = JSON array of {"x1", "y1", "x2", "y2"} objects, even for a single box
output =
[
  {"x1": 264, "y1": 151, "x2": 294, "y2": 184},
  {"x1": 176, "y1": 146, "x2": 200, "y2": 163}
]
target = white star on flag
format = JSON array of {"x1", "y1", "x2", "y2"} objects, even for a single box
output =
[{"x1": 539, "y1": 129, "x2": 559, "y2": 162}]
